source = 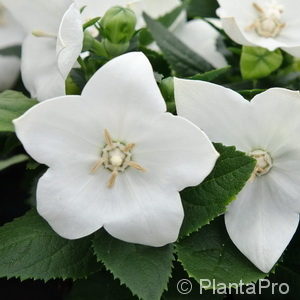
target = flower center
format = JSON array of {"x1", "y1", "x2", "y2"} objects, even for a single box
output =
[
  {"x1": 91, "y1": 129, "x2": 146, "y2": 188},
  {"x1": 246, "y1": 2, "x2": 285, "y2": 38},
  {"x1": 249, "y1": 149, "x2": 273, "y2": 177}
]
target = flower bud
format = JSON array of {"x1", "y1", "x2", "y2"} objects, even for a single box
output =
[{"x1": 100, "y1": 6, "x2": 137, "y2": 44}]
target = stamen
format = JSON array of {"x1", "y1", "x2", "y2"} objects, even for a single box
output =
[
  {"x1": 104, "y1": 128, "x2": 113, "y2": 147},
  {"x1": 127, "y1": 161, "x2": 146, "y2": 172},
  {"x1": 253, "y1": 3, "x2": 264, "y2": 14},
  {"x1": 90, "y1": 158, "x2": 104, "y2": 174},
  {"x1": 32, "y1": 30, "x2": 57, "y2": 38},
  {"x1": 123, "y1": 143, "x2": 135, "y2": 152},
  {"x1": 107, "y1": 170, "x2": 118, "y2": 188}
]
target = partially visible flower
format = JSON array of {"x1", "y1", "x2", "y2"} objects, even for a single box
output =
[
  {"x1": 14, "y1": 52, "x2": 218, "y2": 245},
  {"x1": 217, "y1": 0, "x2": 300, "y2": 56},
  {"x1": 0, "y1": 3, "x2": 24, "y2": 90},
  {"x1": 175, "y1": 78, "x2": 300, "y2": 272},
  {"x1": 2, "y1": 0, "x2": 83, "y2": 101},
  {"x1": 173, "y1": 19, "x2": 227, "y2": 69}
]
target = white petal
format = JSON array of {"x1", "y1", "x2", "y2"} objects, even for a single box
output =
[
  {"x1": 104, "y1": 170, "x2": 184, "y2": 246},
  {"x1": 82, "y1": 52, "x2": 166, "y2": 139},
  {"x1": 282, "y1": 46, "x2": 300, "y2": 58},
  {"x1": 21, "y1": 35, "x2": 65, "y2": 101},
  {"x1": 220, "y1": 17, "x2": 255, "y2": 47},
  {"x1": 174, "y1": 19, "x2": 227, "y2": 69},
  {"x1": 0, "y1": 9, "x2": 24, "y2": 49},
  {"x1": 2, "y1": 0, "x2": 73, "y2": 33},
  {"x1": 250, "y1": 88, "x2": 300, "y2": 155},
  {"x1": 134, "y1": 113, "x2": 219, "y2": 191},
  {"x1": 56, "y1": 3, "x2": 83, "y2": 79},
  {"x1": 37, "y1": 166, "x2": 109, "y2": 239},
  {"x1": 174, "y1": 78, "x2": 253, "y2": 152},
  {"x1": 225, "y1": 177, "x2": 299, "y2": 273},
  {"x1": 14, "y1": 96, "x2": 103, "y2": 168},
  {"x1": 0, "y1": 55, "x2": 20, "y2": 91}
]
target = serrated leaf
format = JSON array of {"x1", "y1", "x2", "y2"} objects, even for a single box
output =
[
  {"x1": 176, "y1": 217, "x2": 267, "y2": 288},
  {"x1": 0, "y1": 210, "x2": 99, "y2": 281},
  {"x1": 0, "y1": 91, "x2": 37, "y2": 132},
  {"x1": 180, "y1": 143, "x2": 255, "y2": 237},
  {"x1": 240, "y1": 46, "x2": 283, "y2": 80},
  {"x1": 0, "y1": 154, "x2": 28, "y2": 171},
  {"x1": 92, "y1": 230, "x2": 174, "y2": 300},
  {"x1": 143, "y1": 13, "x2": 213, "y2": 76},
  {"x1": 189, "y1": 66, "x2": 231, "y2": 82},
  {"x1": 65, "y1": 271, "x2": 135, "y2": 300}
]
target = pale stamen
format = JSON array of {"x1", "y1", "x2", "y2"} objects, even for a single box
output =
[
  {"x1": 249, "y1": 149, "x2": 273, "y2": 181},
  {"x1": 32, "y1": 30, "x2": 57, "y2": 39},
  {"x1": 246, "y1": 1, "x2": 285, "y2": 38},
  {"x1": 91, "y1": 129, "x2": 146, "y2": 188}
]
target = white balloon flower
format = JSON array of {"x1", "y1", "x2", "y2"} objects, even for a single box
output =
[
  {"x1": 1, "y1": 0, "x2": 83, "y2": 101},
  {"x1": 0, "y1": 3, "x2": 24, "y2": 91},
  {"x1": 217, "y1": 0, "x2": 300, "y2": 56},
  {"x1": 175, "y1": 78, "x2": 300, "y2": 273},
  {"x1": 14, "y1": 52, "x2": 219, "y2": 246}
]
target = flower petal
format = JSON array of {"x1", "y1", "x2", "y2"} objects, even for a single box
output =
[
  {"x1": 14, "y1": 96, "x2": 103, "y2": 168},
  {"x1": 37, "y1": 166, "x2": 109, "y2": 239},
  {"x1": 225, "y1": 177, "x2": 299, "y2": 273},
  {"x1": 0, "y1": 55, "x2": 20, "y2": 91},
  {"x1": 2, "y1": 0, "x2": 73, "y2": 33},
  {"x1": 82, "y1": 52, "x2": 166, "y2": 136},
  {"x1": 104, "y1": 170, "x2": 184, "y2": 246},
  {"x1": 282, "y1": 46, "x2": 300, "y2": 58},
  {"x1": 173, "y1": 19, "x2": 227, "y2": 68},
  {"x1": 134, "y1": 113, "x2": 219, "y2": 191},
  {"x1": 0, "y1": 9, "x2": 24, "y2": 49},
  {"x1": 174, "y1": 78, "x2": 252, "y2": 152},
  {"x1": 21, "y1": 34, "x2": 65, "y2": 100},
  {"x1": 56, "y1": 3, "x2": 83, "y2": 79}
]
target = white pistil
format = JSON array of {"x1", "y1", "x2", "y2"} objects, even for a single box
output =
[
  {"x1": 32, "y1": 30, "x2": 57, "y2": 39},
  {"x1": 91, "y1": 129, "x2": 146, "y2": 188},
  {"x1": 246, "y1": 2, "x2": 285, "y2": 38},
  {"x1": 249, "y1": 149, "x2": 273, "y2": 180}
]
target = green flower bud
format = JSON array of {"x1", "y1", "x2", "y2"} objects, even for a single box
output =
[
  {"x1": 160, "y1": 77, "x2": 174, "y2": 103},
  {"x1": 100, "y1": 6, "x2": 137, "y2": 44},
  {"x1": 103, "y1": 39, "x2": 129, "y2": 58}
]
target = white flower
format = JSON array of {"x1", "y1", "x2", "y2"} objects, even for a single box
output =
[
  {"x1": 0, "y1": 3, "x2": 24, "y2": 91},
  {"x1": 217, "y1": 0, "x2": 300, "y2": 56},
  {"x1": 2, "y1": 0, "x2": 83, "y2": 101},
  {"x1": 14, "y1": 52, "x2": 218, "y2": 246},
  {"x1": 175, "y1": 78, "x2": 300, "y2": 273}
]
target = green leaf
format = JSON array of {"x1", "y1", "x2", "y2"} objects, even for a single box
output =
[
  {"x1": 240, "y1": 46, "x2": 283, "y2": 80},
  {"x1": 176, "y1": 217, "x2": 267, "y2": 288},
  {"x1": 65, "y1": 271, "x2": 135, "y2": 300},
  {"x1": 0, "y1": 91, "x2": 38, "y2": 132},
  {"x1": 180, "y1": 143, "x2": 256, "y2": 237},
  {"x1": 93, "y1": 230, "x2": 174, "y2": 300},
  {"x1": 187, "y1": 0, "x2": 219, "y2": 18},
  {"x1": 143, "y1": 13, "x2": 213, "y2": 76},
  {"x1": 188, "y1": 66, "x2": 231, "y2": 82},
  {"x1": 0, "y1": 210, "x2": 99, "y2": 281},
  {"x1": 0, "y1": 154, "x2": 28, "y2": 171}
]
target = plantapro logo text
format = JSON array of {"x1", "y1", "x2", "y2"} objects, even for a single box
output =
[{"x1": 200, "y1": 279, "x2": 289, "y2": 295}]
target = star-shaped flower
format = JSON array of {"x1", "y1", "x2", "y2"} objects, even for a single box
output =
[
  {"x1": 175, "y1": 78, "x2": 300, "y2": 272},
  {"x1": 14, "y1": 52, "x2": 218, "y2": 246},
  {"x1": 0, "y1": 3, "x2": 24, "y2": 90},
  {"x1": 2, "y1": 0, "x2": 83, "y2": 100},
  {"x1": 217, "y1": 0, "x2": 300, "y2": 56}
]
